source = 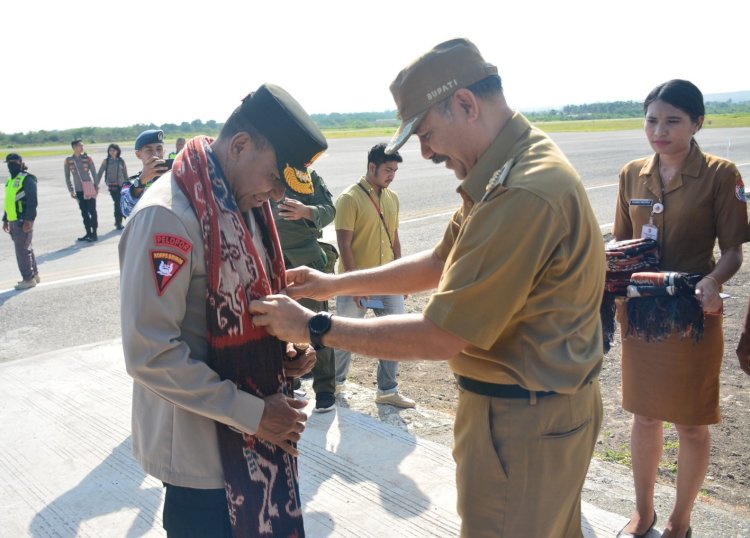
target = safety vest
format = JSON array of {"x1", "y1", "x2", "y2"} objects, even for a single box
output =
[
  {"x1": 4, "y1": 172, "x2": 28, "y2": 221},
  {"x1": 168, "y1": 151, "x2": 177, "y2": 159}
]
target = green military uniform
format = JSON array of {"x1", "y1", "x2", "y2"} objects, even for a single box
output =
[{"x1": 271, "y1": 170, "x2": 337, "y2": 397}]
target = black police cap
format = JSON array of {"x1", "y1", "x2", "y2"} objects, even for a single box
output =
[{"x1": 238, "y1": 83, "x2": 327, "y2": 194}]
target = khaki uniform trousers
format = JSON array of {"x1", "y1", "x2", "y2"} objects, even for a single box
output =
[{"x1": 453, "y1": 379, "x2": 602, "y2": 538}]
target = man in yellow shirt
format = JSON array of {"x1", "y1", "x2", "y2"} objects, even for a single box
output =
[
  {"x1": 333, "y1": 143, "x2": 414, "y2": 408},
  {"x1": 250, "y1": 39, "x2": 603, "y2": 537}
]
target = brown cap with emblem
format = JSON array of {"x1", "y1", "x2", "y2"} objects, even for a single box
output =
[
  {"x1": 386, "y1": 38, "x2": 498, "y2": 154},
  {"x1": 238, "y1": 83, "x2": 328, "y2": 194}
]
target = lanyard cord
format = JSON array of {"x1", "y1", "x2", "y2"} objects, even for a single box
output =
[{"x1": 356, "y1": 183, "x2": 395, "y2": 257}]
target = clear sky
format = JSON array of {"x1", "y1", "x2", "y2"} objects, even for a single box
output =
[{"x1": 3, "y1": 0, "x2": 748, "y2": 134}]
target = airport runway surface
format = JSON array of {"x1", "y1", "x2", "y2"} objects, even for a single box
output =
[{"x1": 1, "y1": 127, "x2": 749, "y2": 361}]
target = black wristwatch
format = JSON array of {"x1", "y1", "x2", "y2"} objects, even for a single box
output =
[
  {"x1": 131, "y1": 177, "x2": 142, "y2": 190},
  {"x1": 308, "y1": 312, "x2": 333, "y2": 350}
]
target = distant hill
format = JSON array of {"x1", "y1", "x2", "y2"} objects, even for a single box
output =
[{"x1": 705, "y1": 90, "x2": 750, "y2": 103}]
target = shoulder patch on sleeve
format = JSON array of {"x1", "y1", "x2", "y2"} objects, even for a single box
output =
[
  {"x1": 153, "y1": 233, "x2": 193, "y2": 253},
  {"x1": 150, "y1": 250, "x2": 187, "y2": 296},
  {"x1": 735, "y1": 171, "x2": 748, "y2": 203}
]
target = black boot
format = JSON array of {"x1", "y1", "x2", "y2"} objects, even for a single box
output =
[
  {"x1": 78, "y1": 228, "x2": 91, "y2": 241},
  {"x1": 87, "y1": 230, "x2": 98, "y2": 242}
]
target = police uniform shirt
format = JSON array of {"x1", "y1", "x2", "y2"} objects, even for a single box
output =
[
  {"x1": 423, "y1": 113, "x2": 604, "y2": 393},
  {"x1": 119, "y1": 175, "x2": 265, "y2": 488},
  {"x1": 613, "y1": 142, "x2": 749, "y2": 273}
]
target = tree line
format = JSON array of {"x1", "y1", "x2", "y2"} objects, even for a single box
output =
[
  {"x1": 525, "y1": 100, "x2": 750, "y2": 122},
  {"x1": 2, "y1": 101, "x2": 749, "y2": 147}
]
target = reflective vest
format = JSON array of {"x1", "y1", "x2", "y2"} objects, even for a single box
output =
[
  {"x1": 168, "y1": 151, "x2": 177, "y2": 159},
  {"x1": 4, "y1": 172, "x2": 28, "y2": 221}
]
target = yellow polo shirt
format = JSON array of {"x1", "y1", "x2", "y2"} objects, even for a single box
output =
[
  {"x1": 334, "y1": 177, "x2": 399, "y2": 271},
  {"x1": 424, "y1": 113, "x2": 604, "y2": 393}
]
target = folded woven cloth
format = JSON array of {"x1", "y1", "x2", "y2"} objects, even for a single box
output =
[{"x1": 605, "y1": 238, "x2": 660, "y2": 272}]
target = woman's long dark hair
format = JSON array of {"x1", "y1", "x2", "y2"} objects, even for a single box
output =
[{"x1": 106, "y1": 143, "x2": 122, "y2": 161}]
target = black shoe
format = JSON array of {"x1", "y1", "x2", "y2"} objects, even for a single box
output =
[
  {"x1": 313, "y1": 392, "x2": 336, "y2": 413},
  {"x1": 115, "y1": 223, "x2": 124, "y2": 230},
  {"x1": 616, "y1": 511, "x2": 657, "y2": 538},
  {"x1": 87, "y1": 232, "x2": 98, "y2": 242},
  {"x1": 77, "y1": 234, "x2": 90, "y2": 242}
]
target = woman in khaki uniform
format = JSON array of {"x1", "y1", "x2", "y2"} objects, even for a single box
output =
[{"x1": 613, "y1": 80, "x2": 748, "y2": 538}]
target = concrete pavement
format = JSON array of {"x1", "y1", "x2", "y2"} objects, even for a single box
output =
[{"x1": 0, "y1": 340, "x2": 636, "y2": 537}]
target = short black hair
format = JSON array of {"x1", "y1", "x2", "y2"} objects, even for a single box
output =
[
  {"x1": 644, "y1": 79, "x2": 705, "y2": 123},
  {"x1": 218, "y1": 100, "x2": 269, "y2": 151},
  {"x1": 71, "y1": 139, "x2": 83, "y2": 148},
  {"x1": 368, "y1": 143, "x2": 402, "y2": 168}
]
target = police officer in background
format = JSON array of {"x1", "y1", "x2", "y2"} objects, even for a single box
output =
[
  {"x1": 64, "y1": 139, "x2": 99, "y2": 241},
  {"x1": 3, "y1": 153, "x2": 39, "y2": 290},
  {"x1": 120, "y1": 129, "x2": 169, "y2": 219},
  {"x1": 271, "y1": 169, "x2": 338, "y2": 412}
]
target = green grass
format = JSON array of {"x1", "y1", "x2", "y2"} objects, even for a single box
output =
[
  {"x1": 533, "y1": 113, "x2": 750, "y2": 132},
  {"x1": 596, "y1": 445, "x2": 632, "y2": 466},
  {"x1": 7, "y1": 113, "x2": 750, "y2": 157}
]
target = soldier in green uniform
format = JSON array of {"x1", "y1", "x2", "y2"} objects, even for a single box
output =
[{"x1": 271, "y1": 169, "x2": 338, "y2": 411}]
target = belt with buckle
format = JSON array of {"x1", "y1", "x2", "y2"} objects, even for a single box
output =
[{"x1": 457, "y1": 376, "x2": 557, "y2": 399}]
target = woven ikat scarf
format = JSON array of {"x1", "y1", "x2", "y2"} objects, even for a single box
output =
[{"x1": 173, "y1": 136, "x2": 304, "y2": 537}]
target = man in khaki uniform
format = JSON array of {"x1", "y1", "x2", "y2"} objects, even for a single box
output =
[{"x1": 250, "y1": 39, "x2": 604, "y2": 537}]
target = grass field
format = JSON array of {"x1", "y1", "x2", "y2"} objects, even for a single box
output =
[{"x1": 7, "y1": 114, "x2": 750, "y2": 158}]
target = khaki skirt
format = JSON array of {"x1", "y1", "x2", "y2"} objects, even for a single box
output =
[{"x1": 618, "y1": 304, "x2": 723, "y2": 425}]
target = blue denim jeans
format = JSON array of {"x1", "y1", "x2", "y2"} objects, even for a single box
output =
[{"x1": 334, "y1": 294, "x2": 404, "y2": 393}]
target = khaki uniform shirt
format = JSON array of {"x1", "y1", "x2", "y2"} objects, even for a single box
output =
[
  {"x1": 613, "y1": 143, "x2": 748, "y2": 272},
  {"x1": 64, "y1": 153, "x2": 98, "y2": 193},
  {"x1": 119, "y1": 174, "x2": 264, "y2": 489},
  {"x1": 424, "y1": 113, "x2": 604, "y2": 393},
  {"x1": 334, "y1": 177, "x2": 399, "y2": 271}
]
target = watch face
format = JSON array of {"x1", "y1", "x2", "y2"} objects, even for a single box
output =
[{"x1": 309, "y1": 312, "x2": 331, "y2": 334}]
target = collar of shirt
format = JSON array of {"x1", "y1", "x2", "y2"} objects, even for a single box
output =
[
  {"x1": 639, "y1": 141, "x2": 704, "y2": 180},
  {"x1": 357, "y1": 176, "x2": 380, "y2": 197},
  {"x1": 459, "y1": 112, "x2": 532, "y2": 203}
]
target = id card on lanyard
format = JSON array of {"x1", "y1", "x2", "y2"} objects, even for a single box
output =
[{"x1": 640, "y1": 201, "x2": 663, "y2": 241}]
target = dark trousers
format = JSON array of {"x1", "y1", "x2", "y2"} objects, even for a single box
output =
[
  {"x1": 75, "y1": 191, "x2": 98, "y2": 234},
  {"x1": 9, "y1": 220, "x2": 37, "y2": 281},
  {"x1": 108, "y1": 185, "x2": 123, "y2": 226},
  {"x1": 162, "y1": 483, "x2": 232, "y2": 538}
]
